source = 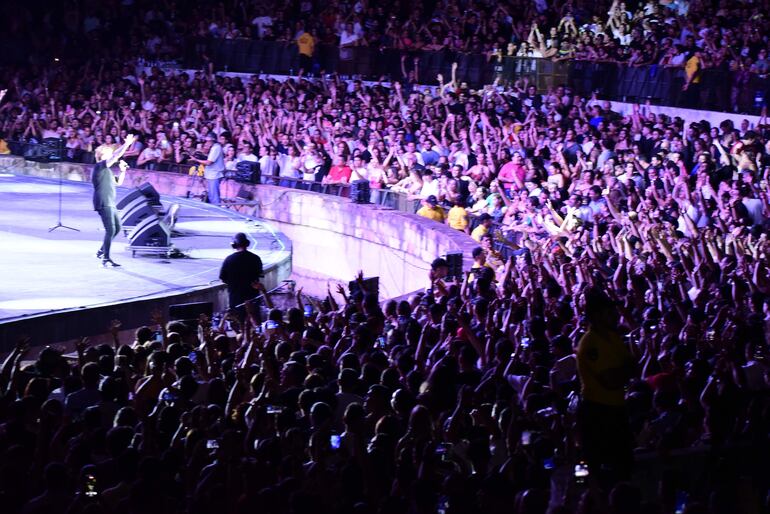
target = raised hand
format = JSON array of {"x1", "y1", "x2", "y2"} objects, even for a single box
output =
[
  {"x1": 150, "y1": 309, "x2": 164, "y2": 327},
  {"x1": 75, "y1": 337, "x2": 89, "y2": 354},
  {"x1": 15, "y1": 336, "x2": 31, "y2": 354},
  {"x1": 109, "y1": 319, "x2": 122, "y2": 336}
]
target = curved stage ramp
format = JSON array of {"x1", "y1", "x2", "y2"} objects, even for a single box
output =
[{"x1": 0, "y1": 174, "x2": 292, "y2": 352}]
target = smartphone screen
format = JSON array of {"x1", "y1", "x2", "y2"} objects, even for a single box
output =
[
  {"x1": 330, "y1": 434, "x2": 341, "y2": 450},
  {"x1": 674, "y1": 491, "x2": 687, "y2": 514},
  {"x1": 574, "y1": 461, "x2": 589, "y2": 484},
  {"x1": 84, "y1": 474, "x2": 98, "y2": 498},
  {"x1": 435, "y1": 442, "x2": 452, "y2": 458}
]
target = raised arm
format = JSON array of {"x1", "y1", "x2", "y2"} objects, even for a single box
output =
[{"x1": 106, "y1": 133, "x2": 137, "y2": 168}]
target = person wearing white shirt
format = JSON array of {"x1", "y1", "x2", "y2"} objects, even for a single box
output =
[
  {"x1": 300, "y1": 146, "x2": 323, "y2": 182},
  {"x1": 741, "y1": 185, "x2": 766, "y2": 226},
  {"x1": 258, "y1": 146, "x2": 279, "y2": 183},
  {"x1": 419, "y1": 172, "x2": 440, "y2": 199},
  {"x1": 251, "y1": 13, "x2": 273, "y2": 39},
  {"x1": 236, "y1": 143, "x2": 258, "y2": 163},
  {"x1": 339, "y1": 22, "x2": 360, "y2": 49},
  {"x1": 137, "y1": 138, "x2": 163, "y2": 169}
]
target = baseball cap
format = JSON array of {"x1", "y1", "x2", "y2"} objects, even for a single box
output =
[
  {"x1": 231, "y1": 232, "x2": 250, "y2": 248},
  {"x1": 426, "y1": 195, "x2": 438, "y2": 206}
]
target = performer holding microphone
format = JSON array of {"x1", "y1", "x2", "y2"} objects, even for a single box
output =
[{"x1": 92, "y1": 134, "x2": 137, "y2": 267}]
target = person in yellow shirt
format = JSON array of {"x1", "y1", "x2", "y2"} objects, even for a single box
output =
[
  {"x1": 297, "y1": 29, "x2": 316, "y2": 74},
  {"x1": 576, "y1": 287, "x2": 635, "y2": 487},
  {"x1": 470, "y1": 213, "x2": 493, "y2": 241},
  {"x1": 446, "y1": 201, "x2": 469, "y2": 231},
  {"x1": 681, "y1": 50, "x2": 702, "y2": 108},
  {"x1": 416, "y1": 195, "x2": 446, "y2": 223}
]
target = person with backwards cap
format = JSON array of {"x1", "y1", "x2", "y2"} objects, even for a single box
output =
[{"x1": 219, "y1": 232, "x2": 264, "y2": 319}]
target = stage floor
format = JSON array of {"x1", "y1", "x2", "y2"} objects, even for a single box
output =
[{"x1": 0, "y1": 174, "x2": 291, "y2": 324}]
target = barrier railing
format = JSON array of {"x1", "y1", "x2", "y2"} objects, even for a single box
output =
[
  {"x1": 3, "y1": 139, "x2": 423, "y2": 213},
  {"x1": 181, "y1": 38, "x2": 770, "y2": 114},
  {"x1": 3, "y1": 138, "x2": 525, "y2": 259}
]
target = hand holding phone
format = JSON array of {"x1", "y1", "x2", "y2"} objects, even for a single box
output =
[{"x1": 84, "y1": 474, "x2": 98, "y2": 498}]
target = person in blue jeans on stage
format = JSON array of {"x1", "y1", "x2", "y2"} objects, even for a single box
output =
[
  {"x1": 194, "y1": 133, "x2": 225, "y2": 205},
  {"x1": 92, "y1": 134, "x2": 136, "y2": 267}
]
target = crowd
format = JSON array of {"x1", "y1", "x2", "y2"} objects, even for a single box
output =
[
  {"x1": 0, "y1": 217, "x2": 768, "y2": 514},
  {"x1": 0, "y1": 1, "x2": 770, "y2": 511},
  {"x1": 7, "y1": 0, "x2": 770, "y2": 79}
]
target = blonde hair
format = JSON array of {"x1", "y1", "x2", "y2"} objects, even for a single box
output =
[{"x1": 94, "y1": 144, "x2": 117, "y2": 162}]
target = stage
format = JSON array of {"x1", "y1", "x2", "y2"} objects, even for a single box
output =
[{"x1": 0, "y1": 174, "x2": 292, "y2": 351}]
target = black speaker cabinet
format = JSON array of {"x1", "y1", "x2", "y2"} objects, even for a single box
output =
[{"x1": 128, "y1": 215, "x2": 170, "y2": 248}]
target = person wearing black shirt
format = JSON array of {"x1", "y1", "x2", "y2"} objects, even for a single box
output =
[
  {"x1": 219, "y1": 232, "x2": 264, "y2": 317},
  {"x1": 92, "y1": 134, "x2": 136, "y2": 267}
]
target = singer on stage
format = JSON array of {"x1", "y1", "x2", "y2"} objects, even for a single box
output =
[{"x1": 92, "y1": 134, "x2": 136, "y2": 267}]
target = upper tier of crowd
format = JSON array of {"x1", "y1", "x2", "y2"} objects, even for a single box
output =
[{"x1": 5, "y1": 0, "x2": 770, "y2": 72}]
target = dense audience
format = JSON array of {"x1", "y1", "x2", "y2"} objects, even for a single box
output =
[
  {"x1": 0, "y1": 239, "x2": 768, "y2": 514},
  {"x1": 7, "y1": 0, "x2": 770, "y2": 78},
  {"x1": 0, "y1": 1, "x2": 769, "y2": 512}
]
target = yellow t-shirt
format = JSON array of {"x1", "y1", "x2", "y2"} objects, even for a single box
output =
[
  {"x1": 297, "y1": 33, "x2": 315, "y2": 57},
  {"x1": 685, "y1": 55, "x2": 701, "y2": 84},
  {"x1": 0, "y1": 139, "x2": 9, "y2": 154},
  {"x1": 417, "y1": 205, "x2": 446, "y2": 223},
  {"x1": 447, "y1": 205, "x2": 469, "y2": 230},
  {"x1": 470, "y1": 224, "x2": 488, "y2": 242},
  {"x1": 576, "y1": 327, "x2": 633, "y2": 407}
]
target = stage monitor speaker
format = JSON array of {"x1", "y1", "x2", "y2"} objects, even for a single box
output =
[
  {"x1": 128, "y1": 215, "x2": 170, "y2": 248},
  {"x1": 230, "y1": 160, "x2": 261, "y2": 184},
  {"x1": 120, "y1": 202, "x2": 158, "y2": 228},
  {"x1": 350, "y1": 179, "x2": 371, "y2": 204},
  {"x1": 169, "y1": 301, "x2": 213, "y2": 323},
  {"x1": 116, "y1": 183, "x2": 161, "y2": 210},
  {"x1": 444, "y1": 252, "x2": 463, "y2": 281},
  {"x1": 24, "y1": 138, "x2": 64, "y2": 163},
  {"x1": 348, "y1": 276, "x2": 379, "y2": 300},
  {"x1": 138, "y1": 182, "x2": 161, "y2": 206},
  {"x1": 116, "y1": 188, "x2": 143, "y2": 210}
]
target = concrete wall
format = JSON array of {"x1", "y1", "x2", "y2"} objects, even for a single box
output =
[
  {"x1": 606, "y1": 100, "x2": 761, "y2": 129},
  {"x1": 3, "y1": 156, "x2": 479, "y2": 300}
]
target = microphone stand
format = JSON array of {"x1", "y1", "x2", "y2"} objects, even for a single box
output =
[{"x1": 49, "y1": 138, "x2": 79, "y2": 232}]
